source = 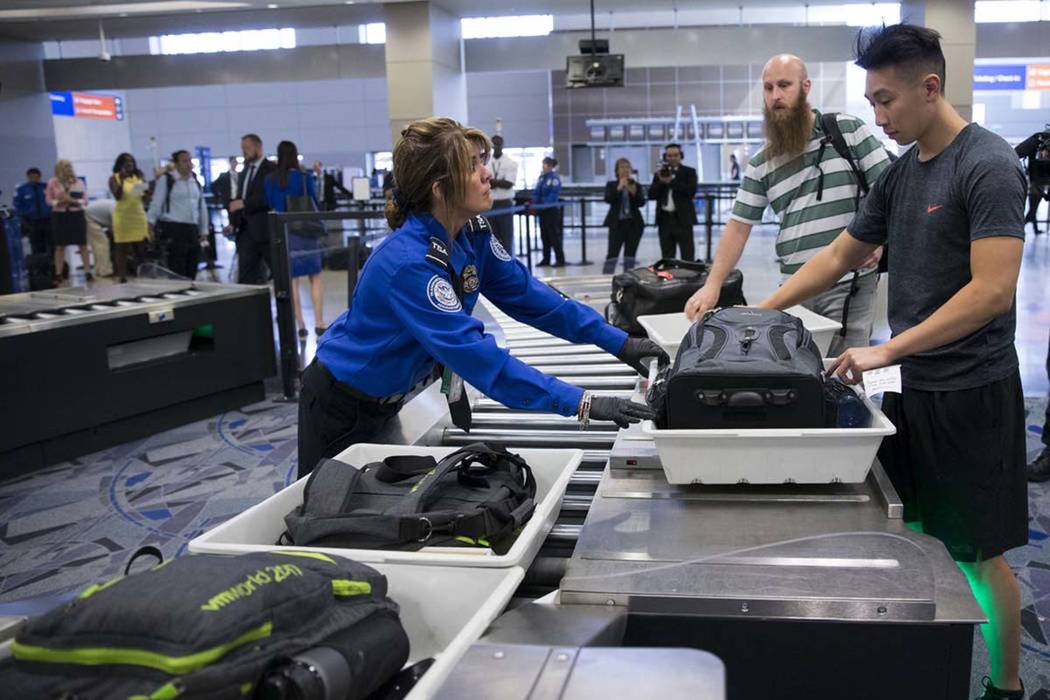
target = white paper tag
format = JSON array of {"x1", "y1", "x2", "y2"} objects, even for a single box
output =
[{"x1": 862, "y1": 365, "x2": 902, "y2": 397}]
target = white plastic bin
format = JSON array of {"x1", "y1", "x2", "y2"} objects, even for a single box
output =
[
  {"x1": 638, "y1": 304, "x2": 842, "y2": 358},
  {"x1": 641, "y1": 385, "x2": 895, "y2": 484},
  {"x1": 392, "y1": 564, "x2": 523, "y2": 699},
  {"x1": 189, "y1": 444, "x2": 582, "y2": 568}
]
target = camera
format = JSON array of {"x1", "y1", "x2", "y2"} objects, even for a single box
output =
[
  {"x1": 255, "y1": 612, "x2": 409, "y2": 700},
  {"x1": 658, "y1": 161, "x2": 671, "y2": 178}
]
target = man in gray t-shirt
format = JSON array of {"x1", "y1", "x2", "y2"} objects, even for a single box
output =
[{"x1": 759, "y1": 25, "x2": 1028, "y2": 699}]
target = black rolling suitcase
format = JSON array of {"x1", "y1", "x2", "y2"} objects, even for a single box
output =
[
  {"x1": 648, "y1": 307, "x2": 826, "y2": 429},
  {"x1": 606, "y1": 259, "x2": 746, "y2": 335}
]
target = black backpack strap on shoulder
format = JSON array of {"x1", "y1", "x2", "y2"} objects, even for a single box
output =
[
  {"x1": 163, "y1": 172, "x2": 175, "y2": 214},
  {"x1": 819, "y1": 112, "x2": 869, "y2": 203}
]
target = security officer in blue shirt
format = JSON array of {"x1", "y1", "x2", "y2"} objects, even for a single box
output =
[
  {"x1": 14, "y1": 168, "x2": 52, "y2": 255},
  {"x1": 532, "y1": 156, "x2": 565, "y2": 267},
  {"x1": 298, "y1": 118, "x2": 664, "y2": 477}
]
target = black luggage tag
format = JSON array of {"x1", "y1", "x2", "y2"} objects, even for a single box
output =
[{"x1": 441, "y1": 366, "x2": 472, "y2": 431}]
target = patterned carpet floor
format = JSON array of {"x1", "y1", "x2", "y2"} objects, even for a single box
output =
[{"x1": 0, "y1": 394, "x2": 1047, "y2": 695}]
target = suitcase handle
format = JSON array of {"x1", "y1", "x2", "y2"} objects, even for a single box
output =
[
  {"x1": 697, "y1": 389, "x2": 798, "y2": 407},
  {"x1": 651, "y1": 258, "x2": 708, "y2": 273}
]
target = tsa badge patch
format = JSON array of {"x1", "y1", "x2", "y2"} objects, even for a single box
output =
[
  {"x1": 462, "y1": 265, "x2": 480, "y2": 294},
  {"x1": 427, "y1": 275, "x2": 462, "y2": 312},
  {"x1": 490, "y1": 236, "x2": 512, "y2": 262}
]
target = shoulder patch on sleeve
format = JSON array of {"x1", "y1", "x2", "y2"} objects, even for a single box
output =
[
  {"x1": 489, "y1": 235, "x2": 513, "y2": 261},
  {"x1": 425, "y1": 236, "x2": 450, "y2": 268},
  {"x1": 426, "y1": 275, "x2": 462, "y2": 312}
]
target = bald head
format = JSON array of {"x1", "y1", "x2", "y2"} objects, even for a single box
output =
[
  {"x1": 761, "y1": 53, "x2": 812, "y2": 114},
  {"x1": 763, "y1": 54, "x2": 808, "y2": 82}
]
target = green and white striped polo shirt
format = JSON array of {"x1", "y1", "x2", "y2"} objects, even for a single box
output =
[{"x1": 731, "y1": 110, "x2": 891, "y2": 280}]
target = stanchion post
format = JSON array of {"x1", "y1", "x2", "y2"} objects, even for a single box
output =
[
  {"x1": 704, "y1": 192, "x2": 715, "y2": 263},
  {"x1": 268, "y1": 212, "x2": 299, "y2": 401},
  {"x1": 578, "y1": 199, "x2": 590, "y2": 265},
  {"x1": 347, "y1": 234, "x2": 362, "y2": 310},
  {"x1": 524, "y1": 210, "x2": 533, "y2": 271}
]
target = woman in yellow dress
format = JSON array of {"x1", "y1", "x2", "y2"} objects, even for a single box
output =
[{"x1": 108, "y1": 152, "x2": 150, "y2": 283}]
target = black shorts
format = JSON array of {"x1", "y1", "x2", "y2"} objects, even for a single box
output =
[{"x1": 878, "y1": 371, "x2": 1028, "y2": 562}]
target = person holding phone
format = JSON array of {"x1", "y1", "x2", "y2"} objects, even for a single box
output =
[
  {"x1": 45, "y1": 159, "x2": 91, "y2": 286},
  {"x1": 602, "y1": 158, "x2": 646, "y2": 274},
  {"x1": 109, "y1": 153, "x2": 150, "y2": 283}
]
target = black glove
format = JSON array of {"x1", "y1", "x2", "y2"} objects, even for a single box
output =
[
  {"x1": 616, "y1": 337, "x2": 670, "y2": 375},
  {"x1": 589, "y1": 395, "x2": 655, "y2": 429}
]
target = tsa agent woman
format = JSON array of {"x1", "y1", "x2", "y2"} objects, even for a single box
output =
[{"x1": 297, "y1": 117, "x2": 665, "y2": 477}]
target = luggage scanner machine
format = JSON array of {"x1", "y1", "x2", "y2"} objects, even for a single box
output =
[
  {"x1": 0, "y1": 281, "x2": 275, "y2": 479},
  {"x1": 377, "y1": 279, "x2": 983, "y2": 700}
]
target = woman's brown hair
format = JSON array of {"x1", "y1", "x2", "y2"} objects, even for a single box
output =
[
  {"x1": 613, "y1": 158, "x2": 632, "y2": 177},
  {"x1": 385, "y1": 117, "x2": 490, "y2": 230}
]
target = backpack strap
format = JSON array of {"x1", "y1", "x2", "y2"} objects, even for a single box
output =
[
  {"x1": 818, "y1": 112, "x2": 869, "y2": 204},
  {"x1": 163, "y1": 172, "x2": 174, "y2": 214},
  {"x1": 652, "y1": 258, "x2": 707, "y2": 274},
  {"x1": 373, "y1": 455, "x2": 438, "y2": 483}
]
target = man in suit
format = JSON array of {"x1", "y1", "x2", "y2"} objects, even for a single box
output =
[
  {"x1": 648, "y1": 143, "x2": 699, "y2": 260},
  {"x1": 228, "y1": 135, "x2": 276, "y2": 284}
]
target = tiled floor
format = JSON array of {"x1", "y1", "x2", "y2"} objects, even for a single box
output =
[{"x1": 4, "y1": 220, "x2": 1049, "y2": 696}]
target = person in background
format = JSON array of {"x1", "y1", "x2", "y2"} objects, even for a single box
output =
[
  {"x1": 147, "y1": 150, "x2": 208, "y2": 280},
  {"x1": 84, "y1": 198, "x2": 115, "y2": 278},
  {"x1": 229, "y1": 133, "x2": 276, "y2": 284},
  {"x1": 532, "y1": 156, "x2": 564, "y2": 267},
  {"x1": 602, "y1": 158, "x2": 646, "y2": 274},
  {"x1": 212, "y1": 155, "x2": 239, "y2": 231},
  {"x1": 14, "y1": 167, "x2": 52, "y2": 256},
  {"x1": 1028, "y1": 332, "x2": 1050, "y2": 482},
  {"x1": 265, "y1": 140, "x2": 326, "y2": 339},
  {"x1": 729, "y1": 153, "x2": 741, "y2": 181},
  {"x1": 648, "y1": 143, "x2": 699, "y2": 260},
  {"x1": 109, "y1": 153, "x2": 150, "y2": 284},
  {"x1": 487, "y1": 134, "x2": 519, "y2": 256},
  {"x1": 313, "y1": 161, "x2": 352, "y2": 212},
  {"x1": 45, "y1": 160, "x2": 90, "y2": 286}
]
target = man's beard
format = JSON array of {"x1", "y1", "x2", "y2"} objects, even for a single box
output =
[{"x1": 763, "y1": 97, "x2": 813, "y2": 160}]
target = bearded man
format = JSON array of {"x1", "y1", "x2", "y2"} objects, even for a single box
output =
[{"x1": 685, "y1": 54, "x2": 892, "y2": 356}]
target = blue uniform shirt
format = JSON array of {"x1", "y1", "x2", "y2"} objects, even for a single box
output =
[
  {"x1": 14, "y1": 181, "x2": 51, "y2": 220},
  {"x1": 317, "y1": 212, "x2": 627, "y2": 416},
  {"x1": 533, "y1": 171, "x2": 561, "y2": 205}
]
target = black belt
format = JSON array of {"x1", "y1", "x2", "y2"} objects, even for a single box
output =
[{"x1": 317, "y1": 361, "x2": 404, "y2": 405}]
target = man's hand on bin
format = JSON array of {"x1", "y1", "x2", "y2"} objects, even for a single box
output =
[{"x1": 616, "y1": 337, "x2": 669, "y2": 375}]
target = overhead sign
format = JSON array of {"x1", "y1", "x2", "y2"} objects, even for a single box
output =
[
  {"x1": 1028, "y1": 64, "x2": 1050, "y2": 91},
  {"x1": 50, "y1": 91, "x2": 124, "y2": 120},
  {"x1": 973, "y1": 64, "x2": 1026, "y2": 90}
]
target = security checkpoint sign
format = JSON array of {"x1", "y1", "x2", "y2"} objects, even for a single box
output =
[
  {"x1": 50, "y1": 91, "x2": 125, "y2": 120},
  {"x1": 973, "y1": 64, "x2": 1027, "y2": 91}
]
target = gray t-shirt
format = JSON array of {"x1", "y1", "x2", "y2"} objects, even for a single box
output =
[{"x1": 848, "y1": 123, "x2": 1026, "y2": 391}]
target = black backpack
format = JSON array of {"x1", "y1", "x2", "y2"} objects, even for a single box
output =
[
  {"x1": 284, "y1": 443, "x2": 536, "y2": 554},
  {"x1": 606, "y1": 258, "x2": 747, "y2": 335},
  {"x1": 647, "y1": 307, "x2": 826, "y2": 429},
  {"x1": 2, "y1": 551, "x2": 409, "y2": 700}
]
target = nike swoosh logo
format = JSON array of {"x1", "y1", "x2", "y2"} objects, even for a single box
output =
[{"x1": 927, "y1": 204, "x2": 943, "y2": 213}]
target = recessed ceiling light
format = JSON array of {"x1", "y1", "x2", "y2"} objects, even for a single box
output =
[{"x1": 267, "y1": 3, "x2": 278, "y2": 7}]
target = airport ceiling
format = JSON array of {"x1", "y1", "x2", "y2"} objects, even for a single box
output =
[{"x1": 0, "y1": 0, "x2": 866, "y2": 42}]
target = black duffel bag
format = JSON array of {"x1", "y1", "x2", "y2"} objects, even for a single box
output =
[
  {"x1": 647, "y1": 307, "x2": 825, "y2": 429},
  {"x1": 2, "y1": 551, "x2": 409, "y2": 700},
  {"x1": 605, "y1": 258, "x2": 746, "y2": 335},
  {"x1": 284, "y1": 443, "x2": 536, "y2": 554}
]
